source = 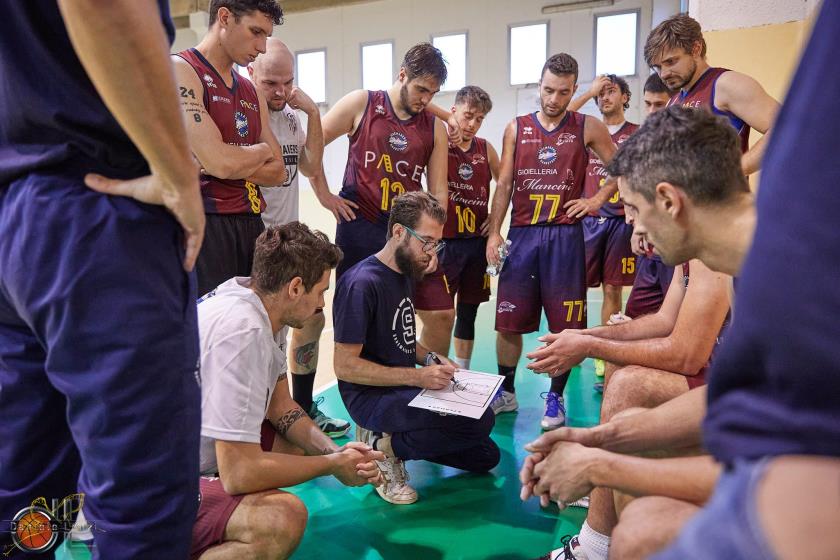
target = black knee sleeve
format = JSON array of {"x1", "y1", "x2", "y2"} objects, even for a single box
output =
[{"x1": 453, "y1": 302, "x2": 479, "y2": 340}]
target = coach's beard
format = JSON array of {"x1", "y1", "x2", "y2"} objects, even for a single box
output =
[{"x1": 395, "y1": 243, "x2": 427, "y2": 281}]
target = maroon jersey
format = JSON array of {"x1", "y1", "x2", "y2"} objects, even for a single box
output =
[
  {"x1": 511, "y1": 111, "x2": 588, "y2": 227},
  {"x1": 583, "y1": 121, "x2": 639, "y2": 218},
  {"x1": 669, "y1": 67, "x2": 750, "y2": 153},
  {"x1": 177, "y1": 48, "x2": 264, "y2": 215},
  {"x1": 443, "y1": 137, "x2": 491, "y2": 239},
  {"x1": 340, "y1": 90, "x2": 436, "y2": 225}
]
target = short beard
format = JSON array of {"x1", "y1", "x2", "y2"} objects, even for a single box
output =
[
  {"x1": 673, "y1": 59, "x2": 698, "y2": 91},
  {"x1": 395, "y1": 240, "x2": 426, "y2": 281},
  {"x1": 400, "y1": 84, "x2": 419, "y2": 116}
]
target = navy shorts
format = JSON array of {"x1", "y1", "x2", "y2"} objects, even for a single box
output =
[
  {"x1": 415, "y1": 236, "x2": 490, "y2": 311},
  {"x1": 495, "y1": 224, "x2": 587, "y2": 334},
  {"x1": 625, "y1": 253, "x2": 675, "y2": 318},
  {"x1": 335, "y1": 216, "x2": 387, "y2": 280},
  {"x1": 196, "y1": 213, "x2": 265, "y2": 297},
  {"x1": 652, "y1": 458, "x2": 778, "y2": 560},
  {"x1": 583, "y1": 215, "x2": 636, "y2": 287},
  {"x1": 0, "y1": 171, "x2": 201, "y2": 559}
]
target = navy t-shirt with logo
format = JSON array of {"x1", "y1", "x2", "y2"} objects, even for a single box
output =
[
  {"x1": 703, "y1": 0, "x2": 840, "y2": 462},
  {"x1": 333, "y1": 255, "x2": 416, "y2": 409}
]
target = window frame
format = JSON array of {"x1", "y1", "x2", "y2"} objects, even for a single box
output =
[
  {"x1": 360, "y1": 39, "x2": 395, "y2": 91},
  {"x1": 508, "y1": 20, "x2": 550, "y2": 87},
  {"x1": 430, "y1": 30, "x2": 469, "y2": 92},
  {"x1": 592, "y1": 8, "x2": 641, "y2": 79},
  {"x1": 294, "y1": 47, "x2": 328, "y2": 106}
]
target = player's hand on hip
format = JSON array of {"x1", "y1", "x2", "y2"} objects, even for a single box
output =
[
  {"x1": 85, "y1": 168, "x2": 205, "y2": 272},
  {"x1": 287, "y1": 86, "x2": 319, "y2": 116},
  {"x1": 416, "y1": 364, "x2": 455, "y2": 390},
  {"x1": 480, "y1": 215, "x2": 491, "y2": 237},
  {"x1": 563, "y1": 198, "x2": 598, "y2": 219},
  {"x1": 532, "y1": 441, "x2": 602, "y2": 507},
  {"x1": 607, "y1": 312, "x2": 631, "y2": 325},
  {"x1": 318, "y1": 192, "x2": 358, "y2": 223},
  {"x1": 486, "y1": 233, "x2": 504, "y2": 266}
]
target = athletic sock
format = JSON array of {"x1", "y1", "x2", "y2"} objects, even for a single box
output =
[
  {"x1": 550, "y1": 371, "x2": 570, "y2": 395},
  {"x1": 578, "y1": 520, "x2": 610, "y2": 560},
  {"x1": 292, "y1": 371, "x2": 316, "y2": 412},
  {"x1": 453, "y1": 356, "x2": 471, "y2": 370},
  {"x1": 499, "y1": 365, "x2": 516, "y2": 393}
]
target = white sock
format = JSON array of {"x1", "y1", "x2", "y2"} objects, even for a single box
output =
[
  {"x1": 578, "y1": 520, "x2": 610, "y2": 560},
  {"x1": 453, "y1": 356, "x2": 470, "y2": 370}
]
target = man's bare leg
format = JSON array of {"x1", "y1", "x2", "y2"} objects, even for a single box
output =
[
  {"x1": 609, "y1": 496, "x2": 699, "y2": 560},
  {"x1": 453, "y1": 337, "x2": 474, "y2": 366},
  {"x1": 417, "y1": 308, "x2": 456, "y2": 356},
  {"x1": 601, "y1": 284, "x2": 623, "y2": 325},
  {"x1": 290, "y1": 312, "x2": 349, "y2": 437},
  {"x1": 198, "y1": 490, "x2": 308, "y2": 560},
  {"x1": 579, "y1": 366, "x2": 691, "y2": 559}
]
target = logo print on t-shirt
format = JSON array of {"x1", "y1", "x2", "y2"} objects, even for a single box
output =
[
  {"x1": 458, "y1": 163, "x2": 474, "y2": 181},
  {"x1": 391, "y1": 297, "x2": 416, "y2": 354},
  {"x1": 497, "y1": 301, "x2": 517, "y2": 313},
  {"x1": 538, "y1": 146, "x2": 557, "y2": 165},
  {"x1": 235, "y1": 111, "x2": 249, "y2": 137},
  {"x1": 203, "y1": 73, "x2": 217, "y2": 89},
  {"x1": 556, "y1": 132, "x2": 577, "y2": 146},
  {"x1": 388, "y1": 132, "x2": 409, "y2": 152}
]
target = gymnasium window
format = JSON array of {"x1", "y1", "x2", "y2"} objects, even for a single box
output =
[
  {"x1": 432, "y1": 33, "x2": 467, "y2": 91},
  {"x1": 509, "y1": 22, "x2": 548, "y2": 85},
  {"x1": 594, "y1": 11, "x2": 639, "y2": 76},
  {"x1": 296, "y1": 49, "x2": 327, "y2": 104},
  {"x1": 362, "y1": 41, "x2": 394, "y2": 91}
]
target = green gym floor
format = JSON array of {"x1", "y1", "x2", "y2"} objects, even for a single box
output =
[{"x1": 58, "y1": 295, "x2": 607, "y2": 560}]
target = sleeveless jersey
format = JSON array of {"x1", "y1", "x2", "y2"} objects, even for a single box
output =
[
  {"x1": 511, "y1": 111, "x2": 588, "y2": 227},
  {"x1": 669, "y1": 67, "x2": 750, "y2": 154},
  {"x1": 176, "y1": 48, "x2": 264, "y2": 215},
  {"x1": 340, "y1": 90, "x2": 436, "y2": 225},
  {"x1": 583, "y1": 121, "x2": 639, "y2": 218},
  {"x1": 443, "y1": 137, "x2": 491, "y2": 239}
]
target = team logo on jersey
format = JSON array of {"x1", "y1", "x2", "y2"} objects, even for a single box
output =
[
  {"x1": 388, "y1": 131, "x2": 409, "y2": 152},
  {"x1": 211, "y1": 95, "x2": 231, "y2": 104},
  {"x1": 472, "y1": 154, "x2": 486, "y2": 165},
  {"x1": 556, "y1": 132, "x2": 577, "y2": 146},
  {"x1": 458, "y1": 163, "x2": 474, "y2": 181},
  {"x1": 234, "y1": 111, "x2": 249, "y2": 137},
  {"x1": 239, "y1": 99, "x2": 258, "y2": 112},
  {"x1": 538, "y1": 146, "x2": 557, "y2": 165},
  {"x1": 523, "y1": 126, "x2": 534, "y2": 135},
  {"x1": 375, "y1": 104, "x2": 386, "y2": 115},
  {"x1": 203, "y1": 73, "x2": 217, "y2": 89},
  {"x1": 616, "y1": 134, "x2": 630, "y2": 144},
  {"x1": 391, "y1": 297, "x2": 416, "y2": 354},
  {"x1": 497, "y1": 301, "x2": 517, "y2": 314}
]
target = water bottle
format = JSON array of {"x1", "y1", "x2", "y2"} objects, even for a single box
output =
[{"x1": 486, "y1": 239, "x2": 512, "y2": 277}]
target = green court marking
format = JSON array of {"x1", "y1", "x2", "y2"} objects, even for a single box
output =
[{"x1": 58, "y1": 295, "x2": 608, "y2": 559}]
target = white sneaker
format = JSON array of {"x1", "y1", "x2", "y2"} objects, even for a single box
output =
[
  {"x1": 567, "y1": 496, "x2": 590, "y2": 509},
  {"x1": 356, "y1": 425, "x2": 418, "y2": 505},
  {"x1": 69, "y1": 510, "x2": 93, "y2": 542},
  {"x1": 540, "y1": 391, "x2": 566, "y2": 431},
  {"x1": 538, "y1": 535, "x2": 588, "y2": 560},
  {"x1": 490, "y1": 389, "x2": 519, "y2": 415}
]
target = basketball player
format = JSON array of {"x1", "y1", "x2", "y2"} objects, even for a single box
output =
[
  {"x1": 568, "y1": 75, "x2": 638, "y2": 334},
  {"x1": 646, "y1": 13, "x2": 779, "y2": 175},
  {"x1": 485, "y1": 54, "x2": 617, "y2": 430},
  {"x1": 414, "y1": 86, "x2": 500, "y2": 367},
  {"x1": 0, "y1": 2, "x2": 203, "y2": 557},
  {"x1": 248, "y1": 38, "x2": 350, "y2": 438},
  {"x1": 173, "y1": 0, "x2": 287, "y2": 296}
]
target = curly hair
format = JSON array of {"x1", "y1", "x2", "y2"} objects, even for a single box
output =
[
  {"x1": 455, "y1": 85, "x2": 493, "y2": 114},
  {"x1": 251, "y1": 222, "x2": 342, "y2": 293}
]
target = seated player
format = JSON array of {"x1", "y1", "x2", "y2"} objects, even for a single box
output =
[
  {"x1": 415, "y1": 85, "x2": 500, "y2": 369},
  {"x1": 192, "y1": 223, "x2": 383, "y2": 559},
  {"x1": 334, "y1": 192, "x2": 499, "y2": 506}
]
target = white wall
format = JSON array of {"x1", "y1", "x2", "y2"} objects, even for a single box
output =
[
  {"x1": 172, "y1": 0, "x2": 682, "y2": 192},
  {"x1": 688, "y1": 0, "x2": 816, "y2": 31}
]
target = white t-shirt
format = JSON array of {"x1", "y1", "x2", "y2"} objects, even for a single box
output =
[
  {"x1": 261, "y1": 105, "x2": 306, "y2": 227},
  {"x1": 198, "y1": 277, "x2": 289, "y2": 475}
]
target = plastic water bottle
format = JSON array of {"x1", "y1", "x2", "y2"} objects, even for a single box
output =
[{"x1": 486, "y1": 239, "x2": 512, "y2": 277}]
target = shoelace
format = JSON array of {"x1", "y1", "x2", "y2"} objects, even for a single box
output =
[
  {"x1": 559, "y1": 535, "x2": 576, "y2": 560},
  {"x1": 491, "y1": 387, "x2": 505, "y2": 404},
  {"x1": 540, "y1": 391, "x2": 564, "y2": 417}
]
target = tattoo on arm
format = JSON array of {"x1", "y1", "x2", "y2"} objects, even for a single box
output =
[
  {"x1": 180, "y1": 99, "x2": 207, "y2": 123},
  {"x1": 273, "y1": 407, "x2": 307, "y2": 436},
  {"x1": 294, "y1": 341, "x2": 318, "y2": 370}
]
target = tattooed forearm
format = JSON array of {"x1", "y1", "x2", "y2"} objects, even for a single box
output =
[{"x1": 273, "y1": 407, "x2": 307, "y2": 436}]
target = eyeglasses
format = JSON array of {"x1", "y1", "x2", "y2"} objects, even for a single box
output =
[{"x1": 401, "y1": 225, "x2": 446, "y2": 254}]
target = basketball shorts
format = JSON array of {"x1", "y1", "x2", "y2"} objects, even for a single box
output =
[
  {"x1": 196, "y1": 213, "x2": 265, "y2": 297},
  {"x1": 625, "y1": 253, "x2": 675, "y2": 318},
  {"x1": 335, "y1": 215, "x2": 388, "y2": 280},
  {"x1": 415, "y1": 236, "x2": 490, "y2": 311},
  {"x1": 583, "y1": 215, "x2": 636, "y2": 287}
]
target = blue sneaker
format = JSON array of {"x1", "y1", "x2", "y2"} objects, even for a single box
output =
[
  {"x1": 593, "y1": 382, "x2": 604, "y2": 393},
  {"x1": 490, "y1": 387, "x2": 519, "y2": 414},
  {"x1": 540, "y1": 391, "x2": 566, "y2": 431}
]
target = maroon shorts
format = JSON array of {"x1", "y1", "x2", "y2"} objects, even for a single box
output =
[
  {"x1": 583, "y1": 216, "x2": 636, "y2": 287},
  {"x1": 625, "y1": 253, "x2": 674, "y2": 318},
  {"x1": 415, "y1": 236, "x2": 490, "y2": 311},
  {"x1": 190, "y1": 421, "x2": 275, "y2": 559}
]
